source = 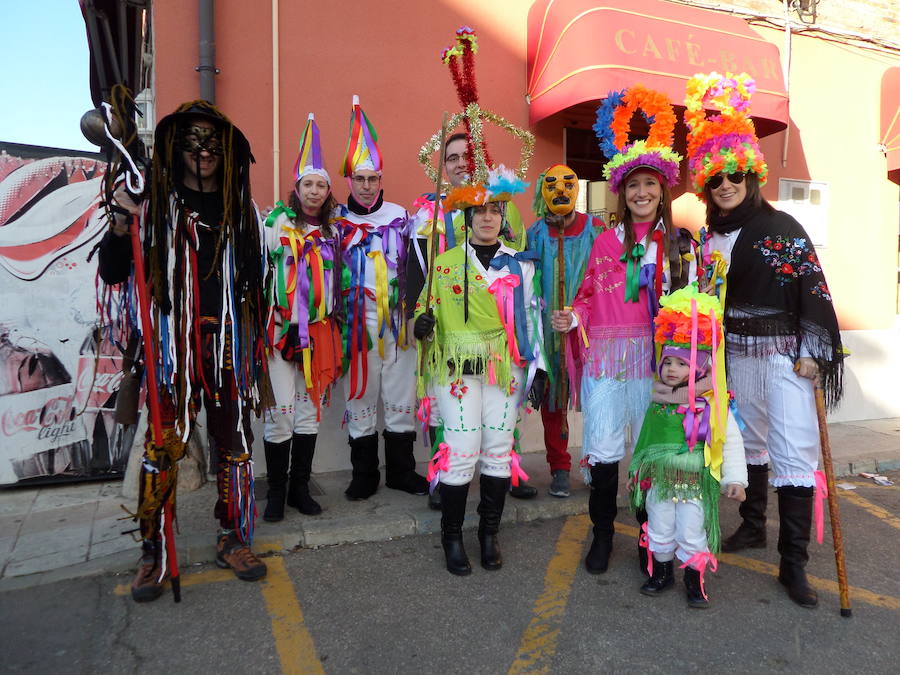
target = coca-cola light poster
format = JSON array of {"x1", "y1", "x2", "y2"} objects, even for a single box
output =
[{"x1": 0, "y1": 142, "x2": 137, "y2": 485}]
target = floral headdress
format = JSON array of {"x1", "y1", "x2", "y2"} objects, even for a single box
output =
[
  {"x1": 684, "y1": 72, "x2": 768, "y2": 195},
  {"x1": 594, "y1": 85, "x2": 682, "y2": 194},
  {"x1": 418, "y1": 27, "x2": 534, "y2": 209},
  {"x1": 654, "y1": 285, "x2": 728, "y2": 481}
]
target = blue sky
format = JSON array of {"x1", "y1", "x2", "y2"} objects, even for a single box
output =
[{"x1": 0, "y1": 1, "x2": 95, "y2": 151}]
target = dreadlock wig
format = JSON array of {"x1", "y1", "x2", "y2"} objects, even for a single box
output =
[{"x1": 145, "y1": 100, "x2": 270, "y2": 428}]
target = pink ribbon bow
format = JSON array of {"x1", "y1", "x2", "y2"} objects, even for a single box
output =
[
  {"x1": 416, "y1": 397, "x2": 432, "y2": 441},
  {"x1": 510, "y1": 449, "x2": 529, "y2": 487},
  {"x1": 488, "y1": 274, "x2": 524, "y2": 365},
  {"x1": 639, "y1": 521, "x2": 653, "y2": 577},
  {"x1": 679, "y1": 552, "x2": 719, "y2": 600},
  {"x1": 426, "y1": 442, "x2": 450, "y2": 494},
  {"x1": 814, "y1": 470, "x2": 828, "y2": 545}
]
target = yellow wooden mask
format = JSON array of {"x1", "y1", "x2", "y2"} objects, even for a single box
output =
[{"x1": 541, "y1": 164, "x2": 579, "y2": 215}]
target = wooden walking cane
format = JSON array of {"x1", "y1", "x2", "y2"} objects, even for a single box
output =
[
  {"x1": 555, "y1": 219, "x2": 569, "y2": 439},
  {"x1": 814, "y1": 384, "x2": 851, "y2": 617}
]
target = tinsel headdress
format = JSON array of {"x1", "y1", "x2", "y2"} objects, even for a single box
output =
[
  {"x1": 684, "y1": 72, "x2": 768, "y2": 195},
  {"x1": 294, "y1": 113, "x2": 330, "y2": 185},
  {"x1": 594, "y1": 85, "x2": 682, "y2": 194},
  {"x1": 340, "y1": 95, "x2": 382, "y2": 176},
  {"x1": 419, "y1": 26, "x2": 534, "y2": 205}
]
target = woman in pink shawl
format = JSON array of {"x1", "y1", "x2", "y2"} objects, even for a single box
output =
[{"x1": 551, "y1": 86, "x2": 696, "y2": 576}]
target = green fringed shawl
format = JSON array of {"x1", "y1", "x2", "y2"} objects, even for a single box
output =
[
  {"x1": 415, "y1": 246, "x2": 515, "y2": 395},
  {"x1": 628, "y1": 402, "x2": 722, "y2": 553}
]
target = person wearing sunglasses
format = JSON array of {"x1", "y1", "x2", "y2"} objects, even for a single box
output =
[{"x1": 686, "y1": 72, "x2": 844, "y2": 609}]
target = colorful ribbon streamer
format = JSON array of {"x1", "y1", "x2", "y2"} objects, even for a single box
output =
[
  {"x1": 814, "y1": 470, "x2": 828, "y2": 545},
  {"x1": 679, "y1": 552, "x2": 718, "y2": 600}
]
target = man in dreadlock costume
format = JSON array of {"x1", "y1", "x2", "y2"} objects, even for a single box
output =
[
  {"x1": 336, "y1": 95, "x2": 428, "y2": 501},
  {"x1": 98, "y1": 100, "x2": 270, "y2": 602},
  {"x1": 526, "y1": 165, "x2": 604, "y2": 498}
]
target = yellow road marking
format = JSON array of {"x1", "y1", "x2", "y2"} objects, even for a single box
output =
[
  {"x1": 113, "y1": 567, "x2": 234, "y2": 596},
  {"x1": 260, "y1": 556, "x2": 325, "y2": 674},
  {"x1": 614, "y1": 522, "x2": 900, "y2": 610},
  {"x1": 509, "y1": 514, "x2": 589, "y2": 674},
  {"x1": 839, "y1": 490, "x2": 900, "y2": 531}
]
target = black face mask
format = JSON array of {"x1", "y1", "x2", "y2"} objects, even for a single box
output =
[{"x1": 177, "y1": 124, "x2": 223, "y2": 156}]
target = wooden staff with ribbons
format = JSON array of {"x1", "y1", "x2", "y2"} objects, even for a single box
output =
[
  {"x1": 422, "y1": 112, "x2": 449, "y2": 317},
  {"x1": 555, "y1": 218, "x2": 569, "y2": 439},
  {"x1": 814, "y1": 384, "x2": 851, "y2": 617}
]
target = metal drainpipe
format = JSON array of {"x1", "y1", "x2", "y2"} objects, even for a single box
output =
[
  {"x1": 198, "y1": 0, "x2": 216, "y2": 102},
  {"x1": 272, "y1": 0, "x2": 280, "y2": 205}
]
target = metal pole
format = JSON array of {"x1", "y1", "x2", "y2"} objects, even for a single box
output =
[{"x1": 198, "y1": 0, "x2": 216, "y2": 102}]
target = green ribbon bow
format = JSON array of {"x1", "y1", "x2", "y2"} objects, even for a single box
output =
[
  {"x1": 620, "y1": 243, "x2": 645, "y2": 303},
  {"x1": 265, "y1": 200, "x2": 297, "y2": 228}
]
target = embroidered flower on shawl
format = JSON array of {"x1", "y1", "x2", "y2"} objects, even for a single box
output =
[
  {"x1": 753, "y1": 235, "x2": 821, "y2": 285},
  {"x1": 811, "y1": 280, "x2": 832, "y2": 301}
]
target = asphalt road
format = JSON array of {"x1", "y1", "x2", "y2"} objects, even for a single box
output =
[{"x1": 4, "y1": 473, "x2": 899, "y2": 674}]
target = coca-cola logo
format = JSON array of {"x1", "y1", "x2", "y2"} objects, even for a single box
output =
[
  {"x1": 1, "y1": 395, "x2": 75, "y2": 436},
  {"x1": 76, "y1": 367, "x2": 124, "y2": 396}
]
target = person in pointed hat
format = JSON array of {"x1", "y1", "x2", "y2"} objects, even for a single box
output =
[
  {"x1": 628, "y1": 285, "x2": 747, "y2": 608},
  {"x1": 97, "y1": 100, "x2": 270, "y2": 601},
  {"x1": 526, "y1": 164, "x2": 605, "y2": 499},
  {"x1": 336, "y1": 95, "x2": 428, "y2": 502},
  {"x1": 687, "y1": 72, "x2": 844, "y2": 609},
  {"x1": 552, "y1": 85, "x2": 698, "y2": 577},
  {"x1": 260, "y1": 113, "x2": 343, "y2": 523},
  {"x1": 414, "y1": 163, "x2": 546, "y2": 576}
]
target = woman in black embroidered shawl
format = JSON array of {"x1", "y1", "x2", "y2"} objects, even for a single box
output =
[{"x1": 686, "y1": 72, "x2": 843, "y2": 609}]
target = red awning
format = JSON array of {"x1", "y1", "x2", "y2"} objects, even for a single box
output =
[
  {"x1": 527, "y1": 0, "x2": 789, "y2": 136},
  {"x1": 882, "y1": 67, "x2": 900, "y2": 185}
]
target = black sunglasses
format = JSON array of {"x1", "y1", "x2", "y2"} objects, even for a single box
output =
[{"x1": 708, "y1": 172, "x2": 746, "y2": 189}]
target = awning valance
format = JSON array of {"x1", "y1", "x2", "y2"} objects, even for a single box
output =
[
  {"x1": 527, "y1": 0, "x2": 789, "y2": 136},
  {"x1": 882, "y1": 67, "x2": 900, "y2": 185}
]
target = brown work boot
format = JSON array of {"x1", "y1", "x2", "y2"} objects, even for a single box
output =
[
  {"x1": 131, "y1": 540, "x2": 166, "y2": 603},
  {"x1": 215, "y1": 532, "x2": 267, "y2": 581}
]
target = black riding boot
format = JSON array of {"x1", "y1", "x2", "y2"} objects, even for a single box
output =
[
  {"x1": 383, "y1": 430, "x2": 428, "y2": 495},
  {"x1": 640, "y1": 555, "x2": 675, "y2": 595},
  {"x1": 777, "y1": 485, "x2": 818, "y2": 608},
  {"x1": 286, "y1": 433, "x2": 321, "y2": 515},
  {"x1": 440, "y1": 482, "x2": 472, "y2": 576},
  {"x1": 478, "y1": 474, "x2": 510, "y2": 571},
  {"x1": 262, "y1": 439, "x2": 290, "y2": 522},
  {"x1": 345, "y1": 434, "x2": 380, "y2": 501},
  {"x1": 684, "y1": 566, "x2": 709, "y2": 608},
  {"x1": 427, "y1": 427, "x2": 442, "y2": 510},
  {"x1": 585, "y1": 461, "x2": 618, "y2": 574},
  {"x1": 722, "y1": 463, "x2": 769, "y2": 552}
]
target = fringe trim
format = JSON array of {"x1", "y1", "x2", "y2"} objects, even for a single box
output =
[
  {"x1": 422, "y1": 329, "x2": 514, "y2": 392},
  {"x1": 629, "y1": 444, "x2": 722, "y2": 553},
  {"x1": 581, "y1": 330, "x2": 655, "y2": 380}
]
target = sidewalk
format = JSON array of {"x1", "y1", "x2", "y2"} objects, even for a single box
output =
[{"x1": 2, "y1": 418, "x2": 898, "y2": 591}]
